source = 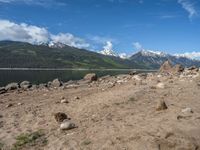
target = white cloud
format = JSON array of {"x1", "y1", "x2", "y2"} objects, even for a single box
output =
[
  {"x1": 175, "y1": 51, "x2": 200, "y2": 59},
  {"x1": 0, "y1": 19, "x2": 90, "y2": 48},
  {"x1": 0, "y1": 0, "x2": 67, "y2": 7},
  {"x1": 178, "y1": 0, "x2": 198, "y2": 18},
  {"x1": 133, "y1": 42, "x2": 142, "y2": 50},
  {"x1": 51, "y1": 33, "x2": 90, "y2": 48},
  {"x1": 0, "y1": 0, "x2": 14, "y2": 2},
  {"x1": 88, "y1": 35, "x2": 115, "y2": 44},
  {"x1": 103, "y1": 41, "x2": 113, "y2": 51},
  {"x1": 0, "y1": 19, "x2": 49, "y2": 44},
  {"x1": 119, "y1": 53, "x2": 129, "y2": 59}
]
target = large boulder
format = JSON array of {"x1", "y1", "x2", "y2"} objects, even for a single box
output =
[
  {"x1": 51, "y1": 79, "x2": 62, "y2": 87},
  {"x1": 20, "y1": 81, "x2": 32, "y2": 90},
  {"x1": 5, "y1": 82, "x2": 19, "y2": 91},
  {"x1": 84, "y1": 73, "x2": 97, "y2": 82},
  {"x1": 159, "y1": 61, "x2": 184, "y2": 74},
  {"x1": 159, "y1": 60, "x2": 173, "y2": 73}
]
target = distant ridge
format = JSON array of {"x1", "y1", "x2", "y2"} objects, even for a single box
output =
[{"x1": 0, "y1": 41, "x2": 200, "y2": 69}]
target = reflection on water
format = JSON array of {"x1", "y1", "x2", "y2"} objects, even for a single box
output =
[{"x1": 0, "y1": 69, "x2": 154, "y2": 87}]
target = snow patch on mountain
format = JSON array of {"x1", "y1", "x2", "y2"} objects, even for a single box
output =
[
  {"x1": 139, "y1": 49, "x2": 168, "y2": 57},
  {"x1": 99, "y1": 41, "x2": 117, "y2": 56}
]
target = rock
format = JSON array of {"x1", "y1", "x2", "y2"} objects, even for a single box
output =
[
  {"x1": 51, "y1": 78, "x2": 62, "y2": 87},
  {"x1": 132, "y1": 75, "x2": 141, "y2": 81},
  {"x1": 159, "y1": 60, "x2": 173, "y2": 73},
  {"x1": 20, "y1": 81, "x2": 32, "y2": 89},
  {"x1": 156, "y1": 100, "x2": 168, "y2": 111},
  {"x1": 6, "y1": 103, "x2": 13, "y2": 108},
  {"x1": 156, "y1": 83, "x2": 165, "y2": 89},
  {"x1": 30, "y1": 85, "x2": 37, "y2": 90},
  {"x1": 60, "y1": 99, "x2": 69, "y2": 104},
  {"x1": 173, "y1": 64, "x2": 184, "y2": 73},
  {"x1": 129, "y1": 71, "x2": 137, "y2": 76},
  {"x1": 54, "y1": 112, "x2": 68, "y2": 123},
  {"x1": 74, "y1": 96, "x2": 80, "y2": 100},
  {"x1": 181, "y1": 108, "x2": 193, "y2": 114},
  {"x1": 138, "y1": 73, "x2": 147, "y2": 79},
  {"x1": 60, "y1": 120, "x2": 76, "y2": 130},
  {"x1": 47, "y1": 81, "x2": 52, "y2": 87},
  {"x1": 84, "y1": 73, "x2": 97, "y2": 82},
  {"x1": 0, "y1": 87, "x2": 6, "y2": 94},
  {"x1": 5, "y1": 82, "x2": 19, "y2": 91},
  {"x1": 38, "y1": 83, "x2": 48, "y2": 89},
  {"x1": 17, "y1": 103, "x2": 23, "y2": 106},
  {"x1": 188, "y1": 66, "x2": 199, "y2": 71}
]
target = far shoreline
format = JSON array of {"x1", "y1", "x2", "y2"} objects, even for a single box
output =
[{"x1": 0, "y1": 68, "x2": 158, "y2": 72}]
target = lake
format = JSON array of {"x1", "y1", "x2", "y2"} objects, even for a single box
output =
[{"x1": 0, "y1": 69, "x2": 156, "y2": 87}]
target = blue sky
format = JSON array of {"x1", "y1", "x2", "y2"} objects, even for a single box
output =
[{"x1": 0, "y1": 0, "x2": 200, "y2": 58}]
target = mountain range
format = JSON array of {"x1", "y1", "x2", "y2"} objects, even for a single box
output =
[{"x1": 0, "y1": 41, "x2": 200, "y2": 69}]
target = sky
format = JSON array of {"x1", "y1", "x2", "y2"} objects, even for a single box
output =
[{"x1": 0, "y1": 0, "x2": 200, "y2": 58}]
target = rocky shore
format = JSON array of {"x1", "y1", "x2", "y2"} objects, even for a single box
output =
[{"x1": 0, "y1": 61, "x2": 200, "y2": 150}]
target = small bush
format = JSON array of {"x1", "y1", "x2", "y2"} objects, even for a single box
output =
[
  {"x1": 12, "y1": 130, "x2": 47, "y2": 150},
  {"x1": 0, "y1": 142, "x2": 4, "y2": 150},
  {"x1": 82, "y1": 139, "x2": 91, "y2": 145}
]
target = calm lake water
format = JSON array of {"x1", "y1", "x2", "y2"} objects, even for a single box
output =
[{"x1": 0, "y1": 69, "x2": 155, "y2": 87}]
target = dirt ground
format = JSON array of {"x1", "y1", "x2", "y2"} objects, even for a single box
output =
[{"x1": 0, "y1": 71, "x2": 200, "y2": 150}]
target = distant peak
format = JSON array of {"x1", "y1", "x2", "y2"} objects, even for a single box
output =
[
  {"x1": 99, "y1": 49, "x2": 117, "y2": 57},
  {"x1": 138, "y1": 49, "x2": 168, "y2": 57}
]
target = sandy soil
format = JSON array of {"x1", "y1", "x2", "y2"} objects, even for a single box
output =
[{"x1": 0, "y1": 71, "x2": 200, "y2": 150}]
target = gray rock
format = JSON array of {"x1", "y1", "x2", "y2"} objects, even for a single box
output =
[
  {"x1": 38, "y1": 83, "x2": 48, "y2": 89},
  {"x1": 0, "y1": 87, "x2": 6, "y2": 94},
  {"x1": 84, "y1": 73, "x2": 97, "y2": 82},
  {"x1": 20, "y1": 81, "x2": 32, "y2": 89},
  {"x1": 47, "y1": 81, "x2": 52, "y2": 87},
  {"x1": 5, "y1": 82, "x2": 19, "y2": 91},
  {"x1": 51, "y1": 78, "x2": 62, "y2": 87},
  {"x1": 60, "y1": 120, "x2": 76, "y2": 130},
  {"x1": 181, "y1": 108, "x2": 193, "y2": 114}
]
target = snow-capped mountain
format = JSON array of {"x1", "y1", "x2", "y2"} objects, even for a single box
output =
[
  {"x1": 130, "y1": 50, "x2": 200, "y2": 68},
  {"x1": 139, "y1": 49, "x2": 168, "y2": 57},
  {"x1": 48, "y1": 42, "x2": 67, "y2": 48},
  {"x1": 99, "y1": 49, "x2": 117, "y2": 57}
]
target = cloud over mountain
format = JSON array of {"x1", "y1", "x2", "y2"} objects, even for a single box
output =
[
  {"x1": 0, "y1": 19, "x2": 89, "y2": 48},
  {"x1": 133, "y1": 42, "x2": 142, "y2": 50},
  {"x1": 0, "y1": 19, "x2": 49, "y2": 44}
]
